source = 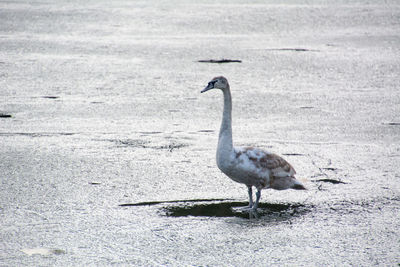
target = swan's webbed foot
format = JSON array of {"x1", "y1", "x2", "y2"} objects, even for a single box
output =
[
  {"x1": 248, "y1": 208, "x2": 260, "y2": 219},
  {"x1": 233, "y1": 186, "x2": 261, "y2": 218},
  {"x1": 240, "y1": 186, "x2": 261, "y2": 216},
  {"x1": 238, "y1": 205, "x2": 253, "y2": 212}
]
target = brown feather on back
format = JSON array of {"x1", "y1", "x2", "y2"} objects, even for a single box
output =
[{"x1": 240, "y1": 147, "x2": 296, "y2": 177}]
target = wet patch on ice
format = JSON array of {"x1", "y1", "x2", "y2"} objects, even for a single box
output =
[
  {"x1": 312, "y1": 178, "x2": 347, "y2": 184},
  {"x1": 265, "y1": 48, "x2": 319, "y2": 52},
  {"x1": 197, "y1": 129, "x2": 215, "y2": 133},
  {"x1": 41, "y1": 96, "x2": 59, "y2": 99},
  {"x1": 383, "y1": 122, "x2": 400, "y2": 126},
  {"x1": 0, "y1": 132, "x2": 76, "y2": 137},
  {"x1": 282, "y1": 153, "x2": 306, "y2": 156},
  {"x1": 163, "y1": 201, "x2": 310, "y2": 219},
  {"x1": 198, "y1": 59, "x2": 242, "y2": 63},
  {"x1": 112, "y1": 139, "x2": 150, "y2": 148},
  {"x1": 321, "y1": 167, "x2": 339, "y2": 171},
  {"x1": 119, "y1": 199, "x2": 311, "y2": 220},
  {"x1": 299, "y1": 106, "x2": 314, "y2": 109}
]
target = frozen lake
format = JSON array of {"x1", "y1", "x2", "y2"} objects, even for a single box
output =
[{"x1": 1, "y1": 0, "x2": 399, "y2": 265}]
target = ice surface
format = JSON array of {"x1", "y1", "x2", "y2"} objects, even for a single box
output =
[{"x1": 1, "y1": 0, "x2": 399, "y2": 266}]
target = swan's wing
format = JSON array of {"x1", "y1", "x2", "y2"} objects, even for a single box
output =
[
  {"x1": 259, "y1": 152, "x2": 296, "y2": 177},
  {"x1": 235, "y1": 147, "x2": 296, "y2": 177}
]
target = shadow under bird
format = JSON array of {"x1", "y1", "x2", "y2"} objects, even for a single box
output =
[{"x1": 201, "y1": 76, "x2": 306, "y2": 213}]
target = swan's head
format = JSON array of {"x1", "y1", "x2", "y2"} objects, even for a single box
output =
[{"x1": 201, "y1": 76, "x2": 229, "y2": 93}]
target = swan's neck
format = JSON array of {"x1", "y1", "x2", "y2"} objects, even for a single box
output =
[{"x1": 217, "y1": 87, "x2": 233, "y2": 167}]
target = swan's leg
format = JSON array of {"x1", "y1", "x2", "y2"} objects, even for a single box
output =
[
  {"x1": 252, "y1": 189, "x2": 261, "y2": 211},
  {"x1": 247, "y1": 185, "x2": 254, "y2": 208}
]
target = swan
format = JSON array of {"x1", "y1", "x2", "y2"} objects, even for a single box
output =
[{"x1": 201, "y1": 76, "x2": 306, "y2": 212}]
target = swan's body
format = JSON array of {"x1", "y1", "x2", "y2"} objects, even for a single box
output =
[{"x1": 201, "y1": 76, "x2": 305, "y2": 212}]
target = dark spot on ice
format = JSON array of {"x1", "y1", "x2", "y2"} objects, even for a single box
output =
[
  {"x1": 197, "y1": 129, "x2": 214, "y2": 133},
  {"x1": 384, "y1": 122, "x2": 400, "y2": 126},
  {"x1": 158, "y1": 143, "x2": 187, "y2": 152},
  {"x1": 282, "y1": 153, "x2": 305, "y2": 156},
  {"x1": 114, "y1": 139, "x2": 150, "y2": 148},
  {"x1": 0, "y1": 132, "x2": 76, "y2": 137},
  {"x1": 42, "y1": 96, "x2": 59, "y2": 99},
  {"x1": 322, "y1": 167, "x2": 338, "y2": 171},
  {"x1": 89, "y1": 182, "x2": 101, "y2": 185},
  {"x1": 52, "y1": 249, "x2": 66, "y2": 255},
  {"x1": 313, "y1": 178, "x2": 347, "y2": 184},
  {"x1": 265, "y1": 48, "x2": 319, "y2": 52},
  {"x1": 198, "y1": 59, "x2": 242, "y2": 63},
  {"x1": 0, "y1": 113, "x2": 12, "y2": 118},
  {"x1": 300, "y1": 106, "x2": 314, "y2": 109}
]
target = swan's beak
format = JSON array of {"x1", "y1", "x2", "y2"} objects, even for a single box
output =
[{"x1": 201, "y1": 81, "x2": 215, "y2": 93}]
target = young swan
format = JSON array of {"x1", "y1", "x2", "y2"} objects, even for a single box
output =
[{"x1": 201, "y1": 76, "x2": 306, "y2": 212}]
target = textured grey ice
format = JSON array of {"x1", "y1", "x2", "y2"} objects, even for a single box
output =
[{"x1": 0, "y1": 0, "x2": 399, "y2": 266}]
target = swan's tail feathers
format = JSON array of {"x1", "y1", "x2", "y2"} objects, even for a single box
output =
[{"x1": 292, "y1": 180, "x2": 307, "y2": 190}]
